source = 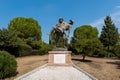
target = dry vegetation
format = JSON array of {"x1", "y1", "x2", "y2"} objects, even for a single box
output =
[{"x1": 5, "y1": 55, "x2": 120, "y2": 80}]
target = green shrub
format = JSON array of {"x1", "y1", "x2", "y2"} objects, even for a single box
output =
[
  {"x1": 4, "y1": 46, "x2": 19, "y2": 57},
  {"x1": 0, "y1": 51, "x2": 17, "y2": 79},
  {"x1": 27, "y1": 40, "x2": 42, "y2": 49},
  {"x1": 68, "y1": 45, "x2": 78, "y2": 55},
  {"x1": 31, "y1": 50, "x2": 40, "y2": 55},
  {"x1": 39, "y1": 47, "x2": 47, "y2": 55},
  {"x1": 109, "y1": 53, "x2": 116, "y2": 57},
  {"x1": 112, "y1": 45, "x2": 120, "y2": 58},
  {"x1": 39, "y1": 44, "x2": 52, "y2": 55},
  {"x1": 97, "y1": 50, "x2": 107, "y2": 57},
  {"x1": 18, "y1": 44, "x2": 32, "y2": 56},
  {"x1": 32, "y1": 44, "x2": 52, "y2": 55}
]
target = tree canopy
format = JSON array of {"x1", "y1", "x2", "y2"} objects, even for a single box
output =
[
  {"x1": 71, "y1": 25, "x2": 103, "y2": 57},
  {"x1": 100, "y1": 16, "x2": 119, "y2": 57},
  {"x1": 74, "y1": 25, "x2": 98, "y2": 39},
  {"x1": 8, "y1": 17, "x2": 42, "y2": 40},
  {"x1": 100, "y1": 16, "x2": 119, "y2": 47}
]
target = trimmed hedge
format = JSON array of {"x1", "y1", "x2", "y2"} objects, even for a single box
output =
[{"x1": 0, "y1": 51, "x2": 17, "y2": 79}]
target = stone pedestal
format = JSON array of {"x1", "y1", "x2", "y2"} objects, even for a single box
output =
[{"x1": 48, "y1": 51, "x2": 73, "y2": 66}]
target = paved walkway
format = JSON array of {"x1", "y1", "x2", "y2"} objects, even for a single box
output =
[{"x1": 15, "y1": 65, "x2": 96, "y2": 80}]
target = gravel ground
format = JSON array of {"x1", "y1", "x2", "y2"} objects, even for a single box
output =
[
  {"x1": 6, "y1": 55, "x2": 120, "y2": 80},
  {"x1": 15, "y1": 65, "x2": 94, "y2": 80}
]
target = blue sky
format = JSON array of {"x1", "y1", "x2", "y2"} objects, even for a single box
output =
[{"x1": 0, "y1": 0, "x2": 120, "y2": 42}]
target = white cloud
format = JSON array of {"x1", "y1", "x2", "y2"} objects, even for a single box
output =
[
  {"x1": 115, "y1": 6, "x2": 120, "y2": 9},
  {"x1": 90, "y1": 17, "x2": 104, "y2": 34},
  {"x1": 111, "y1": 11, "x2": 120, "y2": 23},
  {"x1": 90, "y1": 17, "x2": 104, "y2": 27},
  {"x1": 90, "y1": 11, "x2": 120, "y2": 34}
]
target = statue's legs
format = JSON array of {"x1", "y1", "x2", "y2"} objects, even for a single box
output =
[
  {"x1": 55, "y1": 32, "x2": 60, "y2": 47},
  {"x1": 63, "y1": 33, "x2": 67, "y2": 48}
]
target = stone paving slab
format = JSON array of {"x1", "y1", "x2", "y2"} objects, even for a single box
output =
[{"x1": 15, "y1": 64, "x2": 97, "y2": 80}]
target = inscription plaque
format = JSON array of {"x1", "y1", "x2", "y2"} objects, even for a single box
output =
[{"x1": 54, "y1": 54, "x2": 66, "y2": 64}]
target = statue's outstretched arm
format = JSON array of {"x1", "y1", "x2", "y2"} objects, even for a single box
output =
[{"x1": 50, "y1": 26, "x2": 55, "y2": 34}]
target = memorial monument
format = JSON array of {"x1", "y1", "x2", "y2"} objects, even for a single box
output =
[
  {"x1": 48, "y1": 18, "x2": 74, "y2": 66},
  {"x1": 15, "y1": 18, "x2": 97, "y2": 80}
]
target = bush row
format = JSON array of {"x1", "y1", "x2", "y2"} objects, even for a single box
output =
[
  {"x1": 69, "y1": 44, "x2": 120, "y2": 58},
  {"x1": 7, "y1": 41, "x2": 53, "y2": 57}
]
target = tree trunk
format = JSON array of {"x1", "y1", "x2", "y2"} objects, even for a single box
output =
[
  {"x1": 107, "y1": 45, "x2": 109, "y2": 57},
  {"x1": 82, "y1": 53, "x2": 86, "y2": 62}
]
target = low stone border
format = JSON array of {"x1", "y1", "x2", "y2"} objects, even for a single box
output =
[
  {"x1": 15, "y1": 64, "x2": 47, "y2": 80},
  {"x1": 15, "y1": 64, "x2": 98, "y2": 80},
  {"x1": 73, "y1": 65, "x2": 98, "y2": 80}
]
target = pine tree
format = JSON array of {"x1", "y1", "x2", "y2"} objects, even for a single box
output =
[{"x1": 100, "y1": 16, "x2": 119, "y2": 57}]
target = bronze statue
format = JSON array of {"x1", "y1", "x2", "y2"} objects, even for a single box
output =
[{"x1": 50, "y1": 18, "x2": 74, "y2": 48}]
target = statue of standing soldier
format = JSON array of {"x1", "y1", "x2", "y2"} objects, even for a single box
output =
[{"x1": 49, "y1": 18, "x2": 74, "y2": 49}]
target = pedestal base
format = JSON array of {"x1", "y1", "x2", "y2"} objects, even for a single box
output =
[{"x1": 48, "y1": 51, "x2": 73, "y2": 66}]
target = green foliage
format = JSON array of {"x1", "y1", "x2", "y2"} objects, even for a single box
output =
[
  {"x1": 69, "y1": 37, "x2": 77, "y2": 54},
  {"x1": 27, "y1": 40, "x2": 42, "y2": 49},
  {"x1": 74, "y1": 38, "x2": 103, "y2": 56},
  {"x1": 97, "y1": 50, "x2": 107, "y2": 57},
  {"x1": 31, "y1": 50, "x2": 40, "y2": 55},
  {"x1": 30, "y1": 41, "x2": 52, "y2": 55},
  {"x1": 28, "y1": 40, "x2": 52, "y2": 55},
  {"x1": 18, "y1": 44, "x2": 32, "y2": 57},
  {"x1": 32, "y1": 44, "x2": 52, "y2": 55},
  {"x1": 68, "y1": 43, "x2": 78, "y2": 55},
  {"x1": 100, "y1": 16, "x2": 119, "y2": 47},
  {"x1": 100, "y1": 16, "x2": 119, "y2": 57},
  {"x1": 31, "y1": 43, "x2": 52, "y2": 55},
  {"x1": 0, "y1": 29, "x2": 20, "y2": 56},
  {"x1": 97, "y1": 46, "x2": 117, "y2": 58},
  {"x1": 85, "y1": 39, "x2": 103, "y2": 56},
  {"x1": 39, "y1": 42, "x2": 52, "y2": 55},
  {"x1": 8, "y1": 17, "x2": 42, "y2": 40},
  {"x1": 74, "y1": 25, "x2": 98, "y2": 39},
  {"x1": 112, "y1": 45, "x2": 120, "y2": 58},
  {"x1": 50, "y1": 31, "x2": 68, "y2": 47},
  {"x1": 0, "y1": 29, "x2": 18, "y2": 50},
  {"x1": 0, "y1": 51, "x2": 17, "y2": 79},
  {"x1": 117, "y1": 34, "x2": 120, "y2": 45},
  {"x1": 71, "y1": 25, "x2": 103, "y2": 57}
]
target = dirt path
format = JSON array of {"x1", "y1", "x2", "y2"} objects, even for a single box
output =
[{"x1": 5, "y1": 55, "x2": 120, "y2": 80}]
